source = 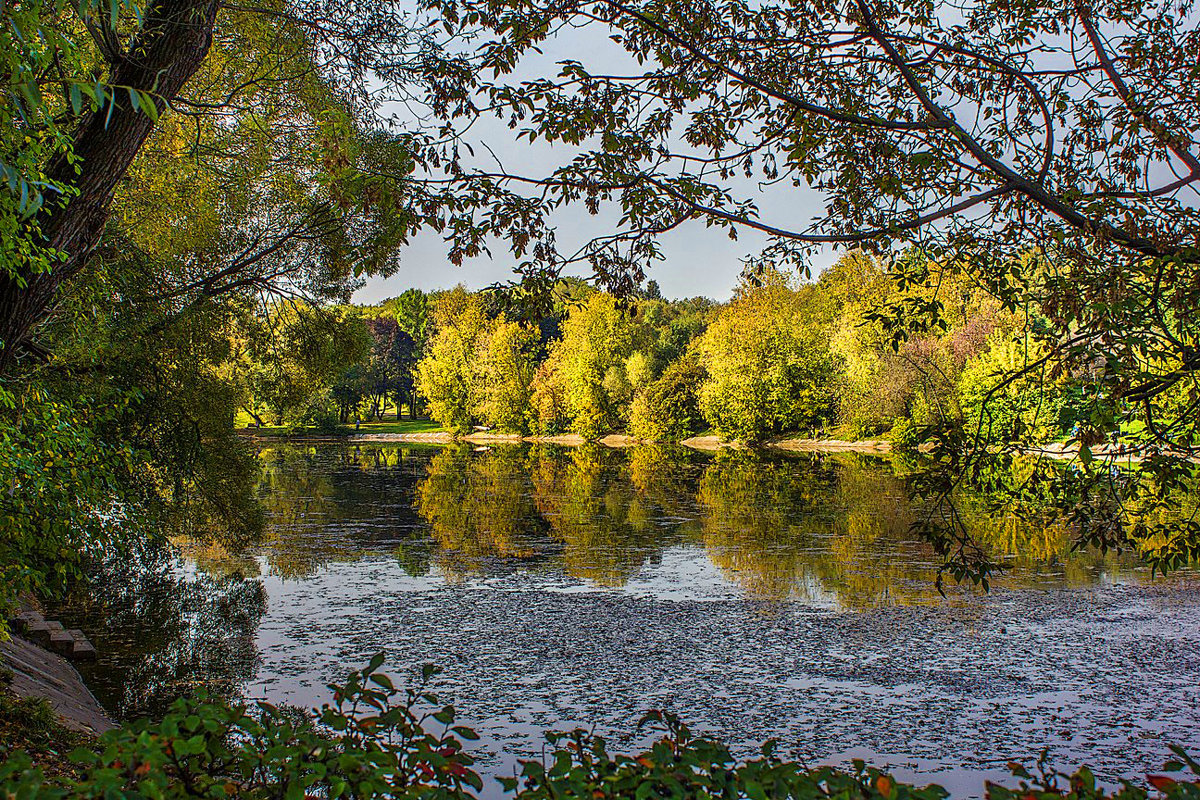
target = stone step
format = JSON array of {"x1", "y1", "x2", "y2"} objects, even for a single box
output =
[
  {"x1": 25, "y1": 619, "x2": 65, "y2": 646},
  {"x1": 11, "y1": 609, "x2": 45, "y2": 634},
  {"x1": 9, "y1": 609, "x2": 97, "y2": 662},
  {"x1": 68, "y1": 630, "x2": 96, "y2": 661},
  {"x1": 48, "y1": 629, "x2": 75, "y2": 655}
]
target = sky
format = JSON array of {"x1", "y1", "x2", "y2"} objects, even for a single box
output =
[
  {"x1": 351, "y1": 18, "x2": 842, "y2": 305},
  {"x1": 354, "y1": 204, "x2": 840, "y2": 304}
]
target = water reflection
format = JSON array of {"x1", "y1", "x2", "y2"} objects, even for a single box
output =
[
  {"x1": 234, "y1": 442, "x2": 1134, "y2": 608},
  {"x1": 254, "y1": 445, "x2": 432, "y2": 579},
  {"x1": 56, "y1": 547, "x2": 265, "y2": 718},
  {"x1": 417, "y1": 445, "x2": 549, "y2": 576},
  {"x1": 48, "y1": 440, "x2": 1198, "y2": 791}
]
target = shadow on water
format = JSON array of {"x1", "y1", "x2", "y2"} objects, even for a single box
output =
[{"x1": 53, "y1": 546, "x2": 265, "y2": 718}]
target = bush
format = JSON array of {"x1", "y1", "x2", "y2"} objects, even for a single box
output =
[
  {"x1": 889, "y1": 417, "x2": 922, "y2": 452},
  {"x1": 4, "y1": 659, "x2": 1199, "y2": 800},
  {"x1": 505, "y1": 713, "x2": 1200, "y2": 800},
  {"x1": 628, "y1": 356, "x2": 707, "y2": 441},
  {"x1": 0, "y1": 656, "x2": 482, "y2": 799}
]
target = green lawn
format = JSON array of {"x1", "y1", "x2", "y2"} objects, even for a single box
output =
[
  {"x1": 353, "y1": 419, "x2": 445, "y2": 435},
  {"x1": 235, "y1": 413, "x2": 445, "y2": 437}
]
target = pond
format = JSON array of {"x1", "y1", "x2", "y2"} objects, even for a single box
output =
[{"x1": 63, "y1": 442, "x2": 1200, "y2": 795}]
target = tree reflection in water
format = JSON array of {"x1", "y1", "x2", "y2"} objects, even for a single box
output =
[
  {"x1": 254, "y1": 445, "x2": 434, "y2": 579},
  {"x1": 54, "y1": 544, "x2": 266, "y2": 719},
  {"x1": 410, "y1": 443, "x2": 1125, "y2": 605},
  {"x1": 416, "y1": 444, "x2": 550, "y2": 578},
  {"x1": 248, "y1": 443, "x2": 1140, "y2": 605}
]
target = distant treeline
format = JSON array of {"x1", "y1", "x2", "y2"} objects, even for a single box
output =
[{"x1": 237, "y1": 251, "x2": 1089, "y2": 444}]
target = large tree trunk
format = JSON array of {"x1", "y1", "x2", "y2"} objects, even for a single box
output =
[{"x1": 0, "y1": 0, "x2": 221, "y2": 374}]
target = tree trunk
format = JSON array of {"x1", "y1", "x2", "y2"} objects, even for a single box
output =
[{"x1": 0, "y1": 0, "x2": 221, "y2": 374}]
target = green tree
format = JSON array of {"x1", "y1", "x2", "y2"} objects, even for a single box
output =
[
  {"x1": 243, "y1": 303, "x2": 371, "y2": 428},
  {"x1": 628, "y1": 355, "x2": 708, "y2": 442},
  {"x1": 698, "y1": 283, "x2": 837, "y2": 442},
  {"x1": 415, "y1": 289, "x2": 490, "y2": 434},
  {"x1": 543, "y1": 294, "x2": 647, "y2": 438},
  {"x1": 477, "y1": 318, "x2": 539, "y2": 433},
  {"x1": 0, "y1": 0, "x2": 439, "y2": 372}
]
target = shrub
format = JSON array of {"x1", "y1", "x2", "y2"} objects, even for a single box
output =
[
  {"x1": 506, "y1": 713, "x2": 1200, "y2": 800},
  {"x1": 628, "y1": 356, "x2": 708, "y2": 441},
  {"x1": 4, "y1": 659, "x2": 1199, "y2": 800},
  {"x1": 0, "y1": 656, "x2": 482, "y2": 799},
  {"x1": 889, "y1": 417, "x2": 922, "y2": 452}
]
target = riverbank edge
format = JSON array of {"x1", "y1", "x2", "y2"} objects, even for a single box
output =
[
  {"x1": 241, "y1": 428, "x2": 1188, "y2": 461},
  {"x1": 0, "y1": 633, "x2": 115, "y2": 737},
  {"x1": 271, "y1": 429, "x2": 898, "y2": 453}
]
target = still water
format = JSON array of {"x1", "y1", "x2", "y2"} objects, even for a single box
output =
[{"x1": 66, "y1": 443, "x2": 1200, "y2": 794}]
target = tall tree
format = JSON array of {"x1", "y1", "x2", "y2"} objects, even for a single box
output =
[
  {"x1": 699, "y1": 282, "x2": 838, "y2": 442},
  {"x1": 0, "y1": 0, "x2": 432, "y2": 372}
]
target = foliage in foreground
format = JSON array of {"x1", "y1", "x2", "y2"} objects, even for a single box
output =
[
  {"x1": 2, "y1": 659, "x2": 1199, "y2": 800},
  {"x1": 0, "y1": 657, "x2": 482, "y2": 799}
]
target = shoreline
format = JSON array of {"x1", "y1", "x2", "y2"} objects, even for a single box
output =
[
  {"x1": 0, "y1": 633, "x2": 115, "y2": 737},
  {"x1": 244, "y1": 428, "x2": 898, "y2": 453},
  {"x1": 239, "y1": 429, "x2": 1195, "y2": 461}
]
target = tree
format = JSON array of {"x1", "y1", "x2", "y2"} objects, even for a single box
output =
[
  {"x1": 698, "y1": 283, "x2": 838, "y2": 443},
  {"x1": 388, "y1": 290, "x2": 431, "y2": 418},
  {"x1": 357, "y1": 317, "x2": 412, "y2": 420},
  {"x1": 0, "y1": 0, "x2": 433, "y2": 372},
  {"x1": 822, "y1": 249, "x2": 1010, "y2": 438},
  {"x1": 414, "y1": 287, "x2": 539, "y2": 433},
  {"x1": 242, "y1": 302, "x2": 370, "y2": 427},
  {"x1": 543, "y1": 294, "x2": 647, "y2": 438},
  {"x1": 958, "y1": 333, "x2": 1081, "y2": 445},
  {"x1": 477, "y1": 319, "x2": 539, "y2": 433},
  {"x1": 628, "y1": 354, "x2": 708, "y2": 442},
  {"x1": 415, "y1": 288, "x2": 490, "y2": 434}
]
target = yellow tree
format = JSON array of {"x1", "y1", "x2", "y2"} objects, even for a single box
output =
[
  {"x1": 477, "y1": 318, "x2": 539, "y2": 434},
  {"x1": 699, "y1": 283, "x2": 837, "y2": 442},
  {"x1": 415, "y1": 288, "x2": 490, "y2": 434},
  {"x1": 541, "y1": 294, "x2": 648, "y2": 439}
]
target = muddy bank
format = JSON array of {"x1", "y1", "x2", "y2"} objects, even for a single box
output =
[
  {"x1": 352, "y1": 431, "x2": 454, "y2": 443},
  {"x1": 770, "y1": 437, "x2": 892, "y2": 453}
]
